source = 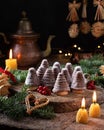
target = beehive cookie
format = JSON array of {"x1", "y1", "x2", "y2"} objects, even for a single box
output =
[
  {"x1": 42, "y1": 68, "x2": 55, "y2": 90},
  {"x1": 25, "y1": 67, "x2": 39, "y2": 87},
  {"x1": 36, "y1": 65, "x2": 46, "y2": 85},
  {"x1": 71, "y1": 70, "x2": 86, "y2": 93},
  {"x1": 52, "y1": 72, "x2": 70, "y2": 96},
  {"x1": 65, "y1": 62, "x2": 73, "y2": 77},
  {"x1": 52, "y1": 62, "x2": 61, "y2": 72}
]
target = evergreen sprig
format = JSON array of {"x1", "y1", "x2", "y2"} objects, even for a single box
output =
[
  {"x1": 78, "y1": 54, "x2": 104, "y2": 88},
  {"x1": 31, "y1": 105, "x2": 56, "y2": 119},
  {"x1": 0, "y1": 91, "x2": 55, "y2": 121},
  {"x1": 0, "y1": 92, "x2": 27, "y2": 120}
]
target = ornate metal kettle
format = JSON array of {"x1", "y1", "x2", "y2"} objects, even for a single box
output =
[
  {"x1": 11, "y1": 11, "x2": 55, "y2": 69},
  {"x1": 11, "y1": 11, "x2": 41, "y2": 68}
]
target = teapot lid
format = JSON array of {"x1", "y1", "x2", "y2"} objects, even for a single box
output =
[{"x1": 16, "y1": 11, "x2": 34, "y2": 35}]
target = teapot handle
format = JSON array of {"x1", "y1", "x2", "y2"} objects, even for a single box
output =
[{"x1": 0, "y1": 32, "x2": 9, "y2": 44}]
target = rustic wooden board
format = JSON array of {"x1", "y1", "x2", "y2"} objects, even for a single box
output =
[
  {"x1": 12, "y1": 84, "x2": 104, "y2": 113},
  {"x1": 0, "y1": 84, "x2": 104, "y2": 130},
  {"x1": 34, "y1": 87, "x2": 104, "y2": 113},
  {"x1": 0, "y1": 101, "x2": 104, "y2": 130}
]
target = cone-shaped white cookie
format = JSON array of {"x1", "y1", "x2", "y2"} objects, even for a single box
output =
[
  {"x1": 65, "y1": 62, "x2": 73, "y2": 77},
  {"x1": 36, "y1": 65, "x2": 46, "y2": 85},
  {"x1": 42, "y1": 68, "x2": 55, "y2": 89},
  {"x1": 40, "y1": 59, "x2": 49, "y2": 69},
  {"x1": 61, "y1": 68, "x2": 72, "y2": 85},
  {"x1": 25, "y1": 67, "x2": 39, "y2": 86},
  {"x1": 52, "y1": 72, "x2": 70, "y2": 96},
  {"x1": 52, "y1": 65, "x2": 60, "y2": 80},
  {"x1": 52, "y1": 61, "x2": 61, "y2": 72},
  {"x1": 72, "y1": 65, "x2": 83, "y2": 80},
  {"x1": 71, "y1": 70, "x2": 86, "y2": 92}
]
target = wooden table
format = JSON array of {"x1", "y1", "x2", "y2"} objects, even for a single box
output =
[
  {"x1": 0, "y1": 85, "x2": 104, "y2": 130},
  {"x1": 0, "y1": 104, "x2": 104, "y2": 130}
]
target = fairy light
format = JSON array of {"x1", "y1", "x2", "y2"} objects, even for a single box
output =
[
  {"x1": 65, "y1": 53, "x2": 68, "y2": 56},
  {"x1": 59, "y1": 50, "x2": 62, "y2": 54},
  {"x1": 98, "y1": 45, "x2": 101, "y2": 48},
  {"x1": 68, "y1": 52, "x2": 71, "y2": 56},
  {"x1": 78, "y1": 47, "x2": 81, "y2": 50},
  {"x1": 73, "y1": 44, "x2": 77, "y2": 48}
]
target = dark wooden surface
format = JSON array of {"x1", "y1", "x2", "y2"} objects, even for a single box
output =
[
  {"x1": 0, "y1": 84, "x2": 104, "y2": 130},
  {"x1": 0, "y1": 104, "x2": 104, "y2": 130}
]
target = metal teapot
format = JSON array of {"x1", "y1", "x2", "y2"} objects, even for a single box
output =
[
  {"x1": 11, "y1": 11, "x2": 41, "y2": 68},
  {"x1": 11, "y1": 11, "x2": 55, "y2": 69}
]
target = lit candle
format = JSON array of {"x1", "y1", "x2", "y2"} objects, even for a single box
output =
[
  {"x1": 89, "y1": 91, "x2": 101, "y2": 118},
  {"x1": 5, "y1": 49, "x2": 17, "y2": 71},
  {"x1": 76, "y1": 97, "x2": 88, "y2": 124}
]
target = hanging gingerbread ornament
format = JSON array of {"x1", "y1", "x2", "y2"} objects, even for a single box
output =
[
  {"x1": 66, "y1": 0, "x2": 81, "y2": 22},
  {"x1": 91, "y1": 0, "x2": 104, "y2": 38},
  {"x1": 80, "y1": 0, "x2": 91, "y2": 34}
]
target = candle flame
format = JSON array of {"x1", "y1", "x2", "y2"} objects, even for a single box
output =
[
  {"x1": 93, "y1": 91, "x2": 97, "y2": 103},
  {"x1": 9, "y1": 49, "x2": 12, "y2": 59},
  {"x1": 81, "y1": 97, "x2": 85, "y2": 108}
]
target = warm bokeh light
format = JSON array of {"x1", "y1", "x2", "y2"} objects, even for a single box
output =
[
  {"x1": 59, "y1": 50, "x2": 62, "y2": 53},
  {"x1": 65, "y1": 53, "x2": 68, "y2": 56},
  {"x1": 68, "y1": 52, "x2": 71, "y2": 56},
  {"x1": 73, "y1": 44, "x2": 77, "y2": 48},
  {"x1": 78, "y1": 47, "x2": 81, "y2": 50},
  {"x1": 17, "y1": 53, "x2": 21, "y2": 59},
  {"x1": 97, "y1": 45, "x2": 100, "y2": 48}
]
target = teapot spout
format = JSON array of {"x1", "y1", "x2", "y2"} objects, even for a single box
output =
[
  {"x1": 0, "y1": 32, "x2": 9, "y2": 44},
  {"x1": 42, "y1": 35, "x2": 55, "y2": 57}
]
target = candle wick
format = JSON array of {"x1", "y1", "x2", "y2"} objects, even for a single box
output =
[{"x1": 81, "y1": 107, "x2": 85, "y2": 109}]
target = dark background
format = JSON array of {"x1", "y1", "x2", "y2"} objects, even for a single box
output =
[{"x1": 0, "y1": 0, "x2": 103, "y2": 53}]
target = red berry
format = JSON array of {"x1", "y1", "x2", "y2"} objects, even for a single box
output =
[
  {"x1": 37, "y1": 85, "x2": 51, "y2": 95},
  {"x1": 38, "y1": 89, "x2": 43, "y2": 93},
  {"x1": 38, "y1": 86, "x2": 43, "y2": 90},
  {"x1": 41, "y1": 90, "x2": 47, "y2": 95},
  {"x1": 43, "y1": 86, "x2": 48, "y2": 91}
]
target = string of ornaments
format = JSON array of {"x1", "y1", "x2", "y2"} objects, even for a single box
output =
[
  {"x1": 66, "y1": 0, "x2": 104, "y2": 38},
  {"x1": 80, "y1": 0, "x2": 91, "y2": 34},
  {"x1": 91, "y1": 0, "x2": 104, "y2": 38},
  {"x1": 67, "y1": 0, "x2": 81, "y2": 38}
]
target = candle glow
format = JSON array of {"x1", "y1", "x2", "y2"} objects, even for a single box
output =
[
  {"x1": 76, "y1": 98, "x2": 88, "y2": 124},
  {"x1": 81, "y1": 97, "x2": 85, "y2": 108},
  {"x1": 9, "y1": 49, "x2": 12, "y2": 59},
  {"x1": 93, "y1": 91, "x2": 97, "y2": 103}
]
